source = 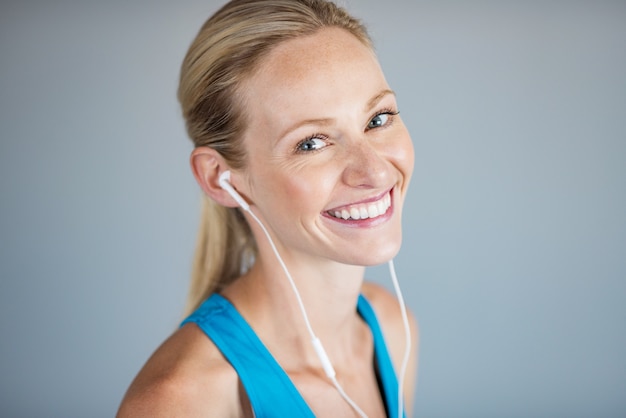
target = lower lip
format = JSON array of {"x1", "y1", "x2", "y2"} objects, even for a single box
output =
[{"x1": 322, "y1": 189, "x2": 395, "y2": 228}]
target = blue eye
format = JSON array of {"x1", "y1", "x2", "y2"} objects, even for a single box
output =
[
  {"x1": 367, "y1": 110, "x2": 399, "y2": 130},
  {"x1": 297, "y1": 136, "x2": 327, "y2": 152},
  {"x1": 368, "y1": 113, "x2": 389, "y2": 129}
]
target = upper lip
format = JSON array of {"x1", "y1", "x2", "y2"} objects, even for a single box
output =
[{"x1": 325, "y1": 188, "x2": 393, "y2": 212}]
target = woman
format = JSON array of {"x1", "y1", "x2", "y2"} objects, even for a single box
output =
[{"x1": 119, "y1": 0, "x2": 417, "y2": 416}]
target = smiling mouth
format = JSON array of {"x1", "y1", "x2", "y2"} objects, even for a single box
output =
[{"x1": 326, "y1": 192, "x2": 392, "y2": 220}]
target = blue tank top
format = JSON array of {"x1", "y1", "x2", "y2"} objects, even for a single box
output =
[{"x1": 181, "y1": 294, "x2": 405, "y2": 417}]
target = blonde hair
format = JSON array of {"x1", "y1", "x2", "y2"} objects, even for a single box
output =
[{"x1": 178, "y1": 0, "x2": 372, "y2": 315}]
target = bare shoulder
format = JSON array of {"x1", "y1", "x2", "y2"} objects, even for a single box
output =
[
  {"x1": 117, "y1": 323, "x2": 241, "y2": 417},
  {"x1": 361, "y1": 281, "x2": 419, "y2": 414},
  {"x1": 361, "y1": 281, "x2": 419, "y2": 346}
]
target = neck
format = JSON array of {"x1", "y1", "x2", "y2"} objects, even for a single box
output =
[{"x1": 222, "y1": 250, "x2": 367, "y2": 366}]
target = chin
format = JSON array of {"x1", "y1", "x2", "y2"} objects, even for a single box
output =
[{"x1": 343, "y1": 237, "x2": 403, "y2": 267}]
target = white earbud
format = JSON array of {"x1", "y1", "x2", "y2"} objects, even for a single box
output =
[
  {"x1": 218, "y1": 170, "x2": 250, "y2": 211},
  {"x1": 217, "y1": 170, "x2": 409, "y2": 418}
]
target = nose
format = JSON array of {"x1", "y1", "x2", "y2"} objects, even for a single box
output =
[{"x1": 341, "y1": 140, "x2": 392, "y2": 189}]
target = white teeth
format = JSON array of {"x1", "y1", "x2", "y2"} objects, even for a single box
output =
[
  {"x1": 368, "y1": 203, "x2": 379, "y2": 218},
  {"x1": 328, "y1": 192, "x2": 392, "y2": 220},
  {"x1": 376, "y1": 200, "x2": 385, "y2": 215}
]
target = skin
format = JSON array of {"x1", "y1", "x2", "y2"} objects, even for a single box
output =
[{"x1": 118, "y1": 27, "x2": 418, "y2": 417}]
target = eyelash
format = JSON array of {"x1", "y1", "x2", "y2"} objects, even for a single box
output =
[
  {"x1": 367, "y1": 108, "x2": 400, "y2": 131},
  {"x1": 294, "y1": 107, "x2": 400, "y2": 154},
  {"x1": 294, "y1": 133, "x2": 329, "y2": 154}
]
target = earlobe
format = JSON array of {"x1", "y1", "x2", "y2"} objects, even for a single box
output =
[{"x1": 189, "y1": 147, "x2": 244, "y2": 208}]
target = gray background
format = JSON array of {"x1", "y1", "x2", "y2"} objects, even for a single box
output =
[{"x1": 1, "y1": 0, "x2": 625, "y2": 417}]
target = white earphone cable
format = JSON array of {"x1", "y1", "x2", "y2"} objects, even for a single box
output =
[
  {"x1": 388, "y1": 259, "x2": 411, "y2": 418},
  {"x1": 245, "y1": 206, "x2": 368, "y2": 417},
  {"x1": 222, "y1": 172, "x2": 409, "y2": 418},
  {"x1": 245, "y1": 208, "x2": 317, "y2": 338}
]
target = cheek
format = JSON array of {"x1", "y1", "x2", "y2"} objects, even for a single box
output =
[
  {"x1": 376, "y1": 126, "x2": 414, "y2": 179},
  {"x1": 254, "y1": 138, "x2": 343, "y2": 199},
  {"x1": 280, "y1": 169, "x2": 338, "y2": 213},
  {"x1": 247, "y1": 161, "x2": 335, "y2": 216},
  {"x1": 395, "y1": 129, "x2": 415, "y2": 177}
]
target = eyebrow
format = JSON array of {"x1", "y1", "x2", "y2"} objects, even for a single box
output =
[
  {"x1": 277, "y1": 89, "x2": 396, "y2": 140},
  {"x1": 366, "y1": 89, "x2": 396, "y2": 112}
]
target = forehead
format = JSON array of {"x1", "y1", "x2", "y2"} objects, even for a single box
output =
[
  {"x1": 257, "y1": 27, "x2": 376, "y2": 83},
  {"x1": 241, "y1": 27, "x2": 389, "y2": 132}
]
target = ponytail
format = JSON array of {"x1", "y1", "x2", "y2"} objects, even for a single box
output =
[
  {"x1": 184, "y1": 196, "x2": 256, "y2": 316},
  {"x1": 178, "y1": 0, "x2": 371, "y2": 313}
]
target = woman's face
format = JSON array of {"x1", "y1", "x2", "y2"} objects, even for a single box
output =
[{"x1": 236, "y1": 27, "x2": 414, "y2": 267}]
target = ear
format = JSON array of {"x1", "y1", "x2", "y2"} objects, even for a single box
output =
[{"x1": 190, "y1": 146, "x2": 244, "y2": 208}]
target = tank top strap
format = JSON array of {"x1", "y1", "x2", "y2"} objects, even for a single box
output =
[
  {"x1": 357, "y1": 294, "x2": 406, "y2": 418},
  {"x1": 181, "y1": 294, "x2": 315, "y2": 418},
  {"x1": 182, "y1": 293, "x2": 405, "y2": 417}
]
